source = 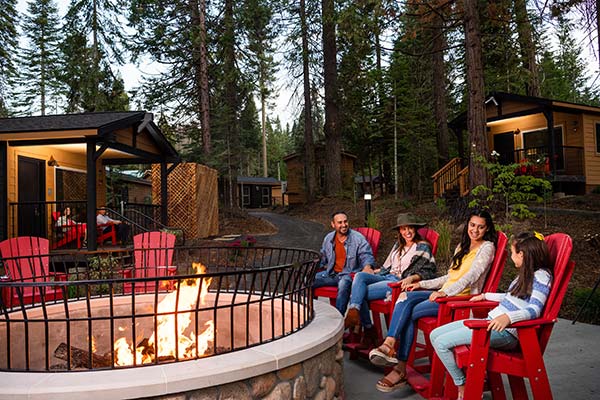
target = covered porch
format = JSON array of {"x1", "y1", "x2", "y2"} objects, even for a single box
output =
[{"x1": 0, "y1": 112, "x2": 181, "y2": 250}]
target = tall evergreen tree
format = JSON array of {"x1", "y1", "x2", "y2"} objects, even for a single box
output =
[
  {"x1": 13, "y1": 0, "x2": 62, "y2": 115},
  {"x1": 0, "y1": 0, "x2": 18, "y2": 116},
  {"x1": 65, "y1": 0, "x2": 126, "y2": 111},
  {"x1": 240, "y1": 0, "x2": 278, "y2": 177}
]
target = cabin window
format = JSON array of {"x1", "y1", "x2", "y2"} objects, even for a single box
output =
[
  {"x1": 261, "y1": 187, "x2": 270, "y2": 206},
  {"x1": 596, "y1": 123, "x2": 600, "y2": 153},
  {"x1": 242, "y1": 186, "x2": 250, "y2": 206}
]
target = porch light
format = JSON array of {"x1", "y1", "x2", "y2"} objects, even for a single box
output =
[{"x1": 47, "y1": 156, "x2": 60, "y2": 167}]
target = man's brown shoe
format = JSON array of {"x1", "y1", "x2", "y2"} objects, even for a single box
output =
[{"x1": 344, "y1": 308, "x2": 360, "y2": 329}]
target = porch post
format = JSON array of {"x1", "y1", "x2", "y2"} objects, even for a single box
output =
[
  {"x1": 0, "y1": 141, "x2": 7, "y2": 241},
  {"x1": 160, "y1": 162, "x2": 168, "y2": 225},
  {"x1": 86, "y1": 139, "x2": 98, "y2": 250},
  {"x1": 543, "y1": 109, "x2": 555, "y2": 173}
]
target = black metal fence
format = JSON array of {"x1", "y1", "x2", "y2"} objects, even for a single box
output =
[{"x1": 0, "y1": 246, "x2": 319, "y2": 372}]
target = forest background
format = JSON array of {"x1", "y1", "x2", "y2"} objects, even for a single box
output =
[{"x1": 1, "y1": 0, "x2": 600, "y2": 205}]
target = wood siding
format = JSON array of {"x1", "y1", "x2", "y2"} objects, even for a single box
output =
[{"x1": 582, "y1": 114, "x2": 600, "y2": 190}]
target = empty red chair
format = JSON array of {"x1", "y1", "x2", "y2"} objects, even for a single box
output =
[
  {"x1": 0, "y1": 237, "x2": 66, "y2": 307},
  {"x1": 122, "y1": 231, "x2": 176, "y2": 293}
]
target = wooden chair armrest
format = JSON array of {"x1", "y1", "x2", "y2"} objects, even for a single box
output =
[
  {"x1": 435, "y1": 294, "x2": 477, "y2": 304},
  {"x1": 464, "y1": 317, "x2": 552, "y2": 331}
]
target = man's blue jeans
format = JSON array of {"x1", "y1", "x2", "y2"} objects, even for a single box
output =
[
  {"x1": 313, "y1": 270, "x2": 353, "y2": 315},
  {"x1": 386, "y1": 290, "x2": 439, "y2": 361},
  {"x1": 347, "y1": 271, "x2": 400, "y2": 327}
]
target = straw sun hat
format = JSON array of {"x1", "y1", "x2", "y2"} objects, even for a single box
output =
[{"x1": 391, "y1": 213, "x2": 427, "y2": 231}]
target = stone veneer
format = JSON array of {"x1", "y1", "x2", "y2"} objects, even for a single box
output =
[{"x1": 155, "y1": 340, "x2": 344, "y2": 400}]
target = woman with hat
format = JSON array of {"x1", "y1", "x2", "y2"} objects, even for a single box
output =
[
  {"x1": 344, "y1": 213, "x2": 437, "y2": 347},
  {"x1": 368, "y1": 209, "x2": 497, "y2": 393}
]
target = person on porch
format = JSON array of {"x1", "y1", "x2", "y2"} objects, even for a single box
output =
[{"x1": 96, "y1": 207, "x2": 130, "y2": 244}]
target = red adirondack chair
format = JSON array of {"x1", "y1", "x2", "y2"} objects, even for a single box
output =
[
  {"x1": 97, "y1": 223, "x2": 118, "y2": 246},
  {"x1": 436, "y1": 233, "x2": 574, "y2": 400},
  {"x1": 344, "y1": 227, "x2": 441, "y2": 359},
  {"x1": 51, "y1": 211, "x2": 85, "y2": 249},
  {"x1": 122, "y1": 231, "x2": 176, "y2": 293},
  {"x1": 0, "y1": 237, "x2": 66, "y2": 308},
  {"x1": 406, "y1": 231, "x2": 509, "y2": 398},
  {"x1": 313, "y1": 227, "x2": 381, "y2": 306},
  {"x1": 369, "y1": 227, "x2": 440, "y2": 342}
]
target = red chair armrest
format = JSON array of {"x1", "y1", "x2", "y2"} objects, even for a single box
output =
[
  {"x1": 51, "y1": 272, "x2": 68, "y2": 282},
  {"x1": 463, "y1": 319, "x2": 490, "y2": 329},
  {"x1": 447, "y1": 300, "x2": 499, "y2": 310},
  {"x1": 388, "y1": 281, "x2": 401, "y2": 288},
  {"x1": 435, "y1": 294, "x2": 477, "y2": 304}
]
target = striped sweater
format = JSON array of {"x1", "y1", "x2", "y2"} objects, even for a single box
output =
[{"x1": 485, "y1": 269, "x2": 552, "y2": 336}]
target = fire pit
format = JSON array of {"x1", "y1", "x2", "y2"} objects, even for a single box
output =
[{"x1": 0, "y1": 246, "x2": 344, "y2": 399}]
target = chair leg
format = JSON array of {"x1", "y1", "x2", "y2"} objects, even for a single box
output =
[
  {"x1": 488, "y1": 372, "x2": 506, "y2": 400},
  {"x1": 507, "y1": 375, "x2": 527, "y2": 400},
  {"x1": 463, "y1": 329, "x2": 490, "y2": 400},
  {"x1": 520, "y1": 329, "x2": 553, "y2": 400}
]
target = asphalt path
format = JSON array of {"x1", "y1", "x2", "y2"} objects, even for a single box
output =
[{"x1": 248, "y1": 211, "x2": 327, "y2": 252}]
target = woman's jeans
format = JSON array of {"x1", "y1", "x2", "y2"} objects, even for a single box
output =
[
  {"x1": 385, "y1": 290, "x2": 438, "y2": 361},
  {"x1": 313, "y1": 270, "x2": 353, "y2": 315},
  {"x1": 430, "y1": 319, "x2": 518, "y2": 386},
  {"x1": 347, "y1": 272, "x2": 400, "y2": 327}
]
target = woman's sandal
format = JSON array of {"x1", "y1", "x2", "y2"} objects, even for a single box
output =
[
  {"x1": 368, "y1": 342, "x2": 398, "y2": 367},
  {"x1": 375, "y1": 364, "x2": 407, "y2": 393}
]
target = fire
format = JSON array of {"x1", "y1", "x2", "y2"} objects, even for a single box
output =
[{"x1": 114, "y1": 262, "x2": 214, "y2": 366}]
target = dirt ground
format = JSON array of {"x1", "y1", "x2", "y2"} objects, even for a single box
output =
[{"x1": 220, "y1": 194, "x2": 600, "y2": 324}]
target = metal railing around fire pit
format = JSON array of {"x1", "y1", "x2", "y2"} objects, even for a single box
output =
[{"x1": 0, "y1": 246, "x2": 319, "y2": 371}]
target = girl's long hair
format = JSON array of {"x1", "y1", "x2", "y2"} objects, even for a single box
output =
[
  {"x1": 510, "y1": 232, "x2": 552, "y2": 299},
  {"x1": 451, "y1": 209, "x2": 497, "y2": 270}
]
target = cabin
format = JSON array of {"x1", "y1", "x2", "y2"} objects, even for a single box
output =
[
  {"x1": 283, "y1": 148, "x2": 356, "y2": 205},
  {"x1": 0, "y1": 112, "x2": 180, "y2": 250},
  {"x1": 434, "y1": 92, "x2": 600, "y2": 198},
  {"x1": 237, "y1": 176, "x2": 282, "y2": 208}
]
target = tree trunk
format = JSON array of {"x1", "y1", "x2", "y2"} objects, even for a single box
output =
[
  {"x1": 300, "y1": 0, "x2": 316, "y2": 203},
  {"x1": 261, "y1": 91, "x2": 268, "y2": 177},
  {"x1": 322, "y1": 0, "x2": 342, "y2": 196},
  {"x1": 224, "y1": 0, "x2": 239, "y2": 207},
  {"x1": 464, "y1": 0, "x2": 488, "y2": 188},
  {"x1": 431, "y1": 13, "x2": 450, "y2": 169},
  {"x1": 190, "y1": 0, "x2": 211, "y2": 154},
  {"x1": 514, "y1": 0, "x2": 540, "y2": 97}
]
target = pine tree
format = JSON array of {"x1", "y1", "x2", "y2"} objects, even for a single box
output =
[
  {"x1": 13, "y1": 0, "x2": 62, "y2": 115},
  {"x1": 0, "y1": 0, "x2": 18, "y2": 116}
]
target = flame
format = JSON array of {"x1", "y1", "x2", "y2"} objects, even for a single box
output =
[{"x1": 114, "y1": 262, "x2": 214, "y2": 366}]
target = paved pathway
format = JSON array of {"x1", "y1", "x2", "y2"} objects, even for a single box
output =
[
  {"x1": 248, "y1": 211, "x2": 600, "y2": 399},
  {"x1": 248, "y1": 211, "x2": 326, "y2": 251}
]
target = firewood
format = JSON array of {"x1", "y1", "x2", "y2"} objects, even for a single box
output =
[{"x1": 53, "y1": 342, "x2": 112, "y2": 368}]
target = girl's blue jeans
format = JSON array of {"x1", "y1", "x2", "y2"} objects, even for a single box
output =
[
  {"x1": 347, "y1": 272, "x2": 400, "y2": 327},
  {"x1": 430, "y1": 319, "x2": 518, "y2": 386},
  {"x1": 386, "y1": 290, "x2": 439, "y2": 361}
]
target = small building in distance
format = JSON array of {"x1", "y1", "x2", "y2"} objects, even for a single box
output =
[
  {"x1": 237, "y1": 176, "x2": 283, "y2": 208},
  {"x1": 283, "y1": 148, "x2": 356, "y2": 205}
]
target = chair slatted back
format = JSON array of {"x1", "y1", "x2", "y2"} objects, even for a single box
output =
[
  {"x1": 0, "y1": 237, "x2": 50, "y2": 282},
  {"x1": 418, "y1": 227, "x2": 440, "y2": 256},
  {"x1": 133, "y1": 231, "x2": 176, "y2": 278},
  {"x1": 354, "y1": 227, "x2": 382, "y2": 258}
]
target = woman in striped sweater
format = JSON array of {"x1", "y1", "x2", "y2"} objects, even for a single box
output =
[{"x1": 430, "y1": 232, "x2": 552, "y2": 400}]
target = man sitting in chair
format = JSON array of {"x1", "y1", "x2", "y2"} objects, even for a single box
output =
[
  {"x1": 313, "y1": 210, "x2": 375, "y2": 316},
  {"x1": 97, "y1": 207, "x2": 130, "y2": 244}
]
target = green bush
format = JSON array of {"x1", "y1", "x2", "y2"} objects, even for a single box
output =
[
  {"x1": 432, "y1": 219, "x2": 453, "y2": 267},
  {"x1": 469, "y1": 155, "x2": 552, "y2": 221}
]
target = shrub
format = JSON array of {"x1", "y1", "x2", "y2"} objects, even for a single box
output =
[
  {"x1": 469, "y1": 155, "x2": 552, "y2": 221},
  {"x1": 432, "y1": 219, "x2": 453, "y2": 267}
]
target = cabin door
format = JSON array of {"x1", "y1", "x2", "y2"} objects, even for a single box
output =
[
  {"x1": 493, "y1": 132, "x2": 515, "y2": 165},
  {"x1": 18, "y1": 156, "x2": 46, "y2": 237}
]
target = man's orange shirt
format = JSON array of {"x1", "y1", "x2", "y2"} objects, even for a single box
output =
[{"x1": 333, "y1": 237, "x2": 346, "y2": 273}]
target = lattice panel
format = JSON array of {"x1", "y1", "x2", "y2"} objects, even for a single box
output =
[
  {"x1": 57, "y1": 169, "x2": 86, "y2": 200},
  {"x1": 152, "y1": 163, "x2": 218, "y2": 239}
]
